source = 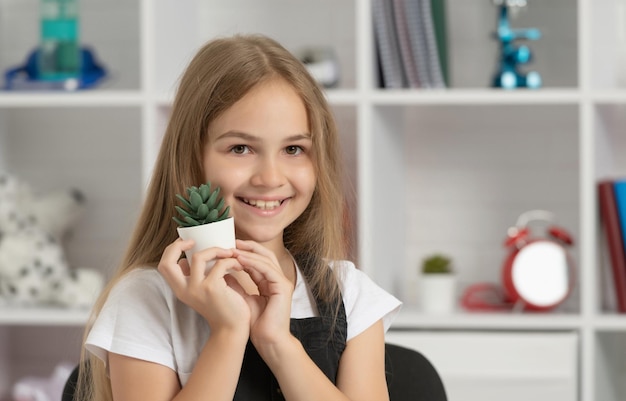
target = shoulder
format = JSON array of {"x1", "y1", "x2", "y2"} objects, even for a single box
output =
[
  {"x1": 86, "y1": 267, "x2": 181, "y2": 372},
  {"x1": 96, "y1": 267, "x2": 178, "y2": 334},
  {"x1": 102, "y1": 267, "x2": 173, "y2": 309},
  {"x1": 98, "y1": 267, "x2": 175, "y2": 323},
  {"x1": 330, "y1": 260, "x2": 386, "y2": 300},
  {"x1": 111, "y1": 267, "x2": 170, "y2": 296},
  {"x1": 331, "y1": 261, "x2": 402, "y2": 341}
]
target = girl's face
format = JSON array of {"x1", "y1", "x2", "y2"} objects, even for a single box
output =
[{"x1": 203, "y1": 79, "x2": 316, "y2": 250}]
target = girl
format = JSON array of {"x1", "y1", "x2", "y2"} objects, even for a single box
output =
[{"x1": 80, "y1": 34, "x2": 401, "y2": 401}]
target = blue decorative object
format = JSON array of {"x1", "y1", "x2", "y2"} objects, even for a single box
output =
[
  {"x1": 491, "y1": 0, "x2": 541, "y2": 90},
  {"x1": 4, "y1": 47, "x2": 107, "y2": 91}
]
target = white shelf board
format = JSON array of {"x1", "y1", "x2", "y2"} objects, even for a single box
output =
[
  {"x1": 392, "y1": 307, "x2": 583, "y2": 330},
  {"x1": 369, "y1": 88, "x2": 582, "y2": 105},
  {"x1": 593, "y1": 314, "x2": 626, "y2": 331},
  {"x1": 0, "y1": 90, "x2": 144, "y2": 107},
  {"x1": 591, "y1": 91, "x2": 626, "y2": 103},
  {"x1": 0, "y1": 306, "x2": 90, "y2": 326},
  {"x1": 143, "y1": 88, "x2": 586, "y2": 108},
  {"x1": 154, "y1": 88, "x2": 361, "y2": 108}
]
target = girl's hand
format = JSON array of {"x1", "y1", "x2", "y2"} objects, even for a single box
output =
[
  {"x1": 158, "y1": 238, "x2": 250, "y2": 336},
  {"x1": 233, "y1": 240, "x2": 294, "y2": 348}
]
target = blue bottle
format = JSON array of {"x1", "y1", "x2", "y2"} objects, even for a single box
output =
[{"x1": 38, "y1": 0, "x2": 80, "y2": 80}]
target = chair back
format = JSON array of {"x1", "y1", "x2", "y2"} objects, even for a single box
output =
[
  {"x1": 61, "y1": 364, "x2": 80, "y2": 401},
  {"x1": 385, "y1": 342, "x2": 448, "y2": 401}
]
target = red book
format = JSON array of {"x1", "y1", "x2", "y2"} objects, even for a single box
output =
[{"x1": 598, "y1": 180, "x2": 626, "y2": 312}]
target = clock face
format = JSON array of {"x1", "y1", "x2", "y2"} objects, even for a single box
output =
[{"x1": 511, "y1": 241, "x2": 569, "y2": 308}]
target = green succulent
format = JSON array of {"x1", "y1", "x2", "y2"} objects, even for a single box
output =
[
  {"x1": 421, "y1": 254, "x2": 452, "y2": 274},
  {"x1": 173, "y1": 181, "x2": 231, "y2": 227}
]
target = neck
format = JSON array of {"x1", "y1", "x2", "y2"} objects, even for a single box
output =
[{"x1": 255, "y1": 237, "x2": 296, "y2": 284}]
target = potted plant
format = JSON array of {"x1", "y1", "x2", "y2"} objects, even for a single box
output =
[
  {"x1": 173, "y1": 181, "x2": 235, "y2": 267},
  {"x1": 419, "y1": 253, "x2": 457, "y2": 314}
]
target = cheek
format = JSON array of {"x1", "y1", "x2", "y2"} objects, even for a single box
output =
[
  {"x1": 204, "y1": 171, "x2": 240, "y2": 201},
  {"x1": 203, "y1": 160, "x2": 239, "y2": 198},
  {"x1": 292, "y1": 163, "x2": 316, "y2": 196}
]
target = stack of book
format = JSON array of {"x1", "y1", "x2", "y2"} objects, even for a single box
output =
[
  {"x1": 598, "y1": 179, "x2": 626, "y2": 312},
  {"x1": 373, "y1": 0, "x2": 449, "y2": 89}
]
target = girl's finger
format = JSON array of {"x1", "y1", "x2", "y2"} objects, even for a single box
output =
[
  {"x1": 233, "y1": 248, "x2": 285, "y2": 278},
  {"x1": 236, "y1": 252, "x2": 285, "y2": 286},
  {"x1": 224, "y1": 274, "x2": 248, "y2": 298},
  {"x1": 188, "y1": 247, "x2": 235, "y2": 283},
  {"x1": 205, "y1": 257, "x2": 244, "y2": 282},
  {"x1": 158, "y1": 238, "x2": 195, "y2": 290},
  {"x1": 161, "y1": 238, "x2": 194, "y2": 267},
  {"x1": 235, "y1": 240, "x2": 280, "y2": 266}
]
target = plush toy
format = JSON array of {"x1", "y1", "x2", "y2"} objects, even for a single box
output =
[
  {"x1": 0, "y1": 172, "x2": 103, "y2": 308},
  {"x1": 0, "y1": 172, "x2": 85, "y2": 239}
]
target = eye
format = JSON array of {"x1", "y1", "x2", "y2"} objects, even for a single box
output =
[
  {"x1": 285, "y1": 145, "x2": 303, "y2": 155},
  {"x1": 230, "y1": 144, "x2": 250, "y2": 155}
]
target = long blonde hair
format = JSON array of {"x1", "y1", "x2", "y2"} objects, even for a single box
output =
[{"x1": 78, "y1": 34, "x2": 348, "y2": 401}]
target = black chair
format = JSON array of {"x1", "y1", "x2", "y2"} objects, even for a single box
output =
[
  {"x1": 61, "y1": 363, "x2": 81, "y2": 401},
  {"x1": 385, "y1": 342, "x2": 448, "y2": 401},
  {"x1": 62, "y1": 343, "x2": 447, "y2": 401}
]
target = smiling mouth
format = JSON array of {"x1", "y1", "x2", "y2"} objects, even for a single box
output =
[{"x1": 240, "y1": 198, "x2": 285, "y2": 210}]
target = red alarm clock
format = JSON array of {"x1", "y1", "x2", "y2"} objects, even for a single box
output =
[{"x1": 501, "y1": 210, "x2": 575, "y2": 311}]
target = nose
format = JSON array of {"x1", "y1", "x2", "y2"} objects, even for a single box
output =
[{"x1": 251, "y1": 156, "x2": 286, "y2": 188}]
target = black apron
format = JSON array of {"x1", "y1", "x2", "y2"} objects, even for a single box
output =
[{"x1": 233, "y1": 273, "x2": 347, "y2": 400}]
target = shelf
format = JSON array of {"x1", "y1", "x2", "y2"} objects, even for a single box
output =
[
  {"x1": 153, "y1": 88, "x2": 363, "y2": 108},
  {"x1": 0, "y1": 0, "x2": 622, "y2": 400},
  {"x1": 0, "y1": 89, "x2": 598, "y2": 108},
  {"x1": 391, "y1": 308, "x2": 583, "y2": 331},
  {"x1": 0, "y1": 307, "x2": 89, "y2": 326},
  {"x1": 592, "y1": 91, "x2": 626, "y2": 103},
  {"x1": 593, "y1": 315, "x2": 626, "y2": 331},
  {"x1": 368, "y1": 89, "x2": 582, "y2": 105},
  {"x1": 0, "y1": 90, "x2": 144, "y2": 107}
]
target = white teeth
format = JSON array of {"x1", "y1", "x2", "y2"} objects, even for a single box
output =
[{"x1": 243, "y1": 199, "x2": 282, "y2": 210}]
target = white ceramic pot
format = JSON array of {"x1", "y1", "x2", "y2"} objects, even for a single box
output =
[
  {"x1": 176, "y1": 217, "x2": 236, "y2": 269},
  {"x1": 419, "y1": 274, "x2": 457, "y2": 314}
]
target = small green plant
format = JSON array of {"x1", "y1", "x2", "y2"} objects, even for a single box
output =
[
  {"x1": 421, "y1": 254, "x2": 453, "y2": 274},
  {"x1": 173, "y1": 181, "x2": 230, "y2": 227}
]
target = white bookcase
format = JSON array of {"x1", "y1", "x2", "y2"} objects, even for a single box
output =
[{"x1": 0, "y1": 0, "x2": 624, "y2": 400}]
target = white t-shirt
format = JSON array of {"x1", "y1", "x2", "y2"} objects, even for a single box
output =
[{"x1": 85, "y1": 261, "x2": 402, "y2": 385}]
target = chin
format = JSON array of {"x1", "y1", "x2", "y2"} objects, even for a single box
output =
[{"x1": 235, "y1": 228, "x2": 282, "y2": 245}]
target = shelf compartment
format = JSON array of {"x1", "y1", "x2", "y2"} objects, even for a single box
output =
[
  {"x1": 0, "y1": 326, "x2": 83, "y2": 397},
  {"x1": 594, "y1": 103, "x2": 626, "y2": 314},
  {"x1": 0, "y1": 107, "x2": 143, "y2": 278},
  {"x1": 369, "y1": 0, "x2": 578, "y2": 90},
  {"x1": 152, "y1": 0, "x2": 356, "y2": 93},
  {"x1": 0, "y1": 0, "x2": 141, "y2": 91},
  {"x1": 362, "y1": 104, "x2": 580, "y2": 312},
  {"x1": 386, "y1": 330, "x2": 578, "y2": 401}
]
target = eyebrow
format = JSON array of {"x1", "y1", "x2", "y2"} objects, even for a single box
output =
[{"x1": 215, "y1": 130, "x2": 312, "y2": 142}]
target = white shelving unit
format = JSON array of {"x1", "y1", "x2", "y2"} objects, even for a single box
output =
[{"x1": 0, "y1": 0, "x2": 624, "y2": 400}]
